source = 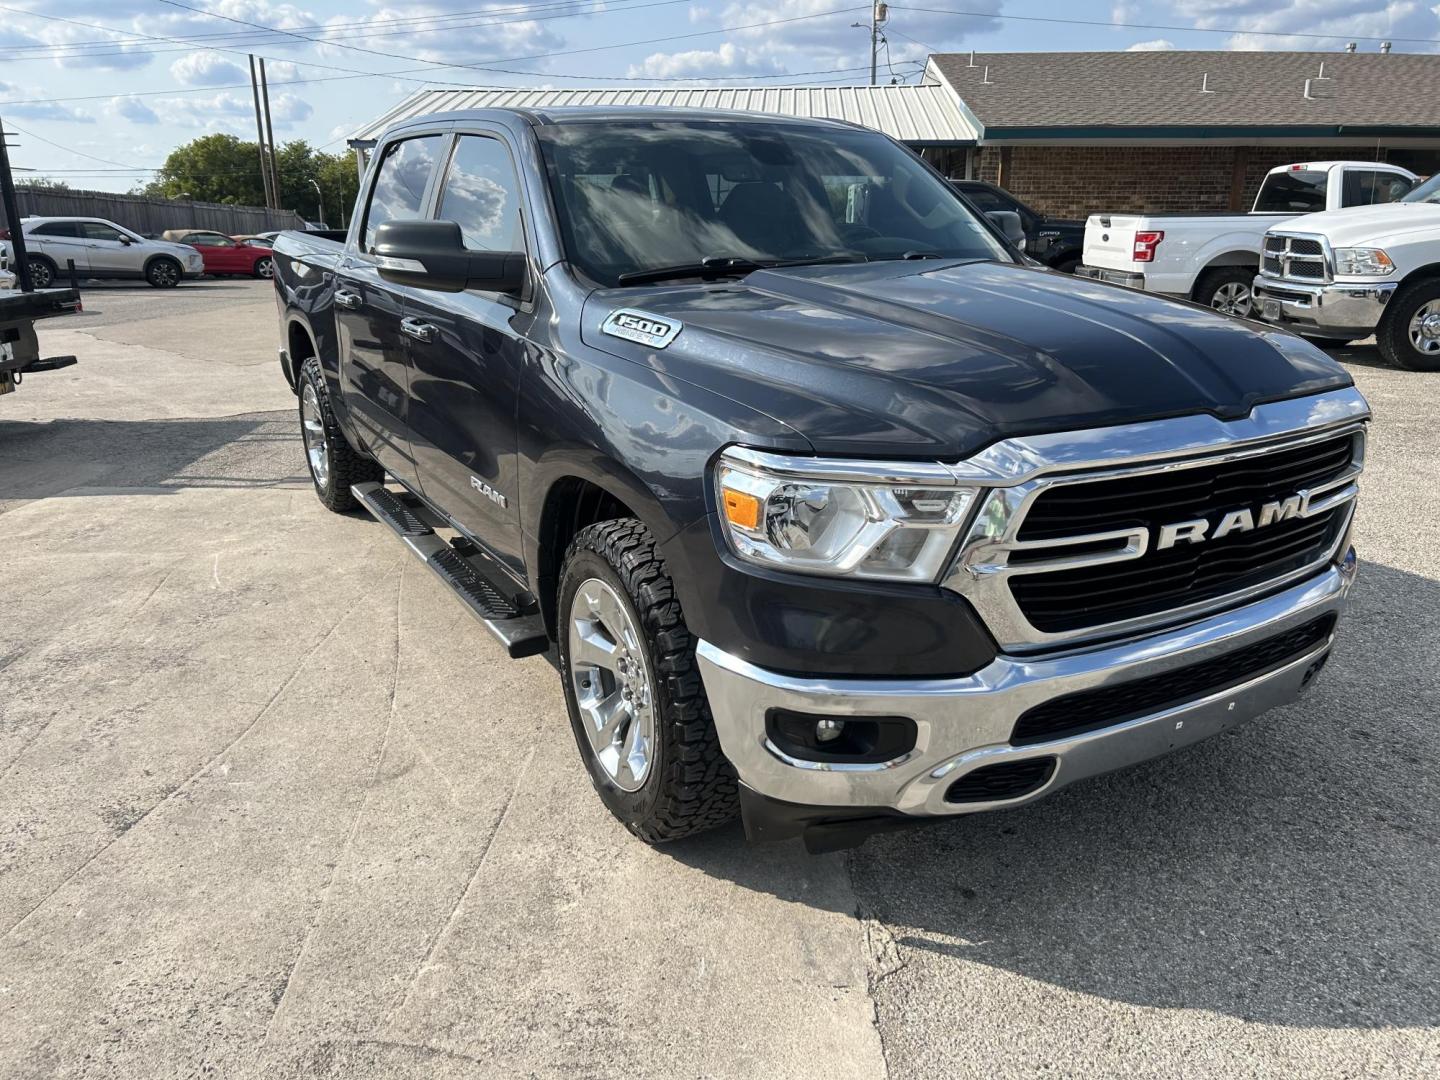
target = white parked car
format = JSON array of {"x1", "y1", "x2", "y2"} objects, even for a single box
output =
[
  {"x1": 0, "y1": 216, "x2": 205, "y2": 288},
  {"x1": 1078, "y1": 161, "x2": 1418, "y2": 317},
  {"x1": 1253, "y1": 172, "x2": 1440, "y2": 370},
  {"x1": 0, "y1": 246, "x2": 14, "y2": 290}
]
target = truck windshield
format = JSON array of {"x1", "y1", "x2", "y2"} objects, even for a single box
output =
[
  {"x1": 1403, "y1": 173, "x2": 1440, "y2": 203},
  {"x1": 1254, "y1": 170, "x2": 1328, "y2": 213},
  {"x1": 534, "y1": 119, "x2": 1011, "y2": 288}
]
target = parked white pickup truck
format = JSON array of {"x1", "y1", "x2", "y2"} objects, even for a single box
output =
[
  {"x1": 1078, "y1": 161, "x2": 1417, "y2": 319},
  {"x1": 1252, "y1": 173, "x2": 1440, "y2": 370}
]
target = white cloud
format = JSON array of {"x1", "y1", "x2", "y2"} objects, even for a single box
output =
[
  {"x1": 107, "y1": 96, "x2": 162, "y2": 124},
  {"x1": 158, "y1": 89, "x2": 312, "y2": 132},
  {"x1": 0, "y1": 80, "x2": 94, "y2": 123},
  {"x1": 1127, "y1": 38, "x2": 1177, "y2": 51},
  {"x1": 316, "y1": 2, "x2": 581, "y2": 70},
  {"x1": 170, "y1": 52, "x2": 250, "y2": 87},
  {"x1": 1163, "y1": 0, "x2": 1440, "y2": 53},
  {"x1": 629, "y1": 42, "x2": 783, "y2": 79}
]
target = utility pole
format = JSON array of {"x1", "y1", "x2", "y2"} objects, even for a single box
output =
[
  {"x1": 248, "y1": 56, "x2": 274, "y2": 209},
  {"x1": 853, "y1": 2, "x2": 888, "y2": 86},
  {"x1": 0, "y1": 115, "x2": 34, "y2": 291},
  {"x1": 259, "y1": 58, "x2": 281, "y2": 209},
  {"x1": 308, "y1": 178, "x2": 324, "y2": 227}
]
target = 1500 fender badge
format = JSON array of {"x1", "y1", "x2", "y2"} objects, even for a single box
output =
[{"x1": 601, "y1": 308, "x2": 682, "y2": 349}]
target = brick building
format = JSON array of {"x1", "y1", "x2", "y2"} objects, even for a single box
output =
[{"x1": 923, "y1": 50, "x2": 1440, "y2": 219}]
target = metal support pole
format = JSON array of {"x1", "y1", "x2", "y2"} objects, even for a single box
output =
[
  {"x1": 259, "y1": 58, "x2": 280, "y2": 209},
  {"x1": 0, "y1": 116, "x2": 34, "y2": 292},
  {"x1": 249, "y1": 56, "x2": 274, "y2": 209}
]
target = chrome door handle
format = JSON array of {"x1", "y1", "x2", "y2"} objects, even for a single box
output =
[
  {"x1": 401, "y1": 317, "x2": 438, "y2": 343},
  {"x1": 334, "y1": 289, "x2": 361, "y2": 309}
]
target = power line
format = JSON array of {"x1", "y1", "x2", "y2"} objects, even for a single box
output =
[
  {"x1": 2, "y1": 0, "x2": 697, "y2": 64},
  {"x1": 890, "y1": 5, "x2": 1440, "y2": 46}
]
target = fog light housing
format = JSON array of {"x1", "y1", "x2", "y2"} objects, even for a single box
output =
[{"x1": 765, "y1": 709, "x2": 917, "y2": 765}]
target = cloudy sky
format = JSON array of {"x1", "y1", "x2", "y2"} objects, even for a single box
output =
[{"x1": 1, "y1": 0, "x2": 1435, "y2": 191}]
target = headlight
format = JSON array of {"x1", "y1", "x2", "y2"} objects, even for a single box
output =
[
  {"x1": 715, "y1": 447, "x2": 980, "y2": 582},
  {"x1": 1333, "y1": 247, "x2": 1394, "y2": 276}
]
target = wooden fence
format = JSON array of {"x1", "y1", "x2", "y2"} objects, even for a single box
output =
[{"x1": 0, "y1": 187, "x2": 306, "y2": 236}]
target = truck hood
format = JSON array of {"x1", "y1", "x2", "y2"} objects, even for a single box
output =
[
  {"x1": 581, "y1": 259, "x2": 1351, "y2": 459},
  {"x1": 1272, "y1": 200, "x2": 1440, "y2": 247}
]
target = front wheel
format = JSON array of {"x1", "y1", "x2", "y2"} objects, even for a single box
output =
[
  {"x1": 298, "y1": 357, "x2": 382, "y2": 511},
  {"x1": 558, "y1": 518, "x2": 738, "y2": 843},
  {"x1": 1377, "y1": 279, "x2": 1440, "y2": 372},
  {"x1": 1195, "y1": 266, "x2": 1257, "y2": 318}
]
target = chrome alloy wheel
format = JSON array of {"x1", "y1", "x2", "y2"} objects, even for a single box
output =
[
  {"x1": 1408, "y1": 300, "x2": 1440, "y2": 355},
  {"x1": 568, "y1": 577, "x2": 654, "y2": 792},
  {"x1": 256, "y1": 257, "x2": 274, "y2": 279},
  {"x1": 300, "y1": 382, "x2": 330, "y2": 489},
  {"x1": 1211, "y1": 280, "x2": 1253, "y2": 317}
]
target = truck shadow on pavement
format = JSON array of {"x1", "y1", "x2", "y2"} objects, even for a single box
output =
[
  {"x1": 667, "y1": 559, "x2": 1440, "y2": 1031},
  {"x1": 0, "y1": 410, "x2": 307, "y2": 506}
]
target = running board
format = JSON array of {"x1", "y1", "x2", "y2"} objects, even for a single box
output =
[{"x1": 352, "y1": 481, "x2": 549, "y2": 659}]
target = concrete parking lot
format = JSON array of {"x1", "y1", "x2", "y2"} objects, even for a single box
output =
[{"x1": 2, "y1": 279, "x2": 1437, "y2": 1079}]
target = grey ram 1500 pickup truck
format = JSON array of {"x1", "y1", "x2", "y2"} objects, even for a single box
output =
[{"x1": 273, "y1": 108, "x2": 1367, "y2": 851}]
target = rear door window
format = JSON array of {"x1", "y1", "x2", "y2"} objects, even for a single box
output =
[
  {"x1": 363, "y1": 134, "x2": 444, "y2": 252},
  {"x1": 30, "y1": 222, "x2": 81, "y2": 238},
  {"x1": 1254, "y1": 170, "x2": 1328, "y2": 212},
  {"x1": 1342, "y1": 169, "x2": 1414, "y2": 206},
  {"x1": 436, "y1": 135, "x2": 525, "y2": 252}
]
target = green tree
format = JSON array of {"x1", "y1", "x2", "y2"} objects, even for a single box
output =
[
  {"x1": 19, "y1": 177, "x2": 72, "y2": 191},
  {"x1": 143, "y1": 134, "x2": 359, "y2": 220}
]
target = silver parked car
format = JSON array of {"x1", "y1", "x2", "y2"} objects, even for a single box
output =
[
  {"x1": 0, "y1": 246, "x2": 14, "y2": 290},
  {"x1": 3, "y1": 217, "x2": 205, "y2": 288}
]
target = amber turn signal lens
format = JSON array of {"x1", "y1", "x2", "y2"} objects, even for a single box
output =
[{"x1": 722, "y1": 489, "x2": 761, "y2": 531}]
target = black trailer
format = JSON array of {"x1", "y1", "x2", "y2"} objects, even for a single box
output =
[{"x1": 0, "y1": 113, "x2": 80, "y2": 399}]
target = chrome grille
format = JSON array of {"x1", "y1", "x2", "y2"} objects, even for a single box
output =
[
  {"x1": 942, "y1": 392, "x2": 1369, "y2": 653},
  {"x1": 1262, "y1": 232, "x2": 1330, "y2": 283}
]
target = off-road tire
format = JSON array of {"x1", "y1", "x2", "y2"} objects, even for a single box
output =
[
  {"x1": 145, "y1": 256, "x2": 182, "y2": 288},
  {"x1": 1377, "y1": 278, "x2": 1440, "y2": 372},
  {"x1": 26, "y1": 256, "x2": 56, "y2": 289},
  {"x1": 298, "y1": 356, "x2": 382, "y2": 512},
  {"x1": 558, "y1": 518, "x2": 738, "y2": 843},
  {"x1": 1194, "y1": 266, "x2": 1257, "y2": 318}
]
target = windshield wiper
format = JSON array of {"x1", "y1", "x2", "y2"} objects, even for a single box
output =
[{"x1": 617, "y1": 253, "x2": 865, "y2": 287}]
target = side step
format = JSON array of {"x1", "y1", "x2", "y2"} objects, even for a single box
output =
[{"x1": 352, "y1": 481, "x2": 550, "y2": 659}]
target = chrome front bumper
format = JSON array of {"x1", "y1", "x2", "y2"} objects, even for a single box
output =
[
  {"x1": 1252, "y1": 275, "x2": 1394, "y2": 338},
  {"x1": 697, "y1": 557, "x2": 1355, "y2": 820}
]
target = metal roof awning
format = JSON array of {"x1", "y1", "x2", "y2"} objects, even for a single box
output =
[{"x1": 348, "y1": 84, "x2": 980, "y2": 147}]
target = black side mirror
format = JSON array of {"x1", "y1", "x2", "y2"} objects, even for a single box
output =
[
  {"x1": 985, "y1": 210, "x2": 1027, "y2": 252},
  {"x1": 372, "y1": 220, "x2": 526, "y2": 295}
]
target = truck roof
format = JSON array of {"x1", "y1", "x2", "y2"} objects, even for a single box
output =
[
  {"x1": 1264, "y1": 160, "x2": 1418, "y2": 178},
  {"x1": 384, "y1": 105, "x2": 864, "y2": 134}
]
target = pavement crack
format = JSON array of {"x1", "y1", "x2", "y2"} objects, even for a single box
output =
[
  {"x1": 263, "y1": 561, "x2": 408, "y2": 1047},
  {"x1": 0, "y1": 566, "x2": 396, "y2": 944},
  {"x1": 382, "y1": 738, "x2": 539, "y2": 1027}
]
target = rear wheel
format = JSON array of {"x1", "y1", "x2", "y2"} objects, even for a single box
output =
[
  {"x1": 1195, "y1": 266, "x2": 1257, "y2": 318},
  {"x1": 1052, "y1": 254, "x2": 1082, "y2": 275},
  {"x1": 145, "y1": 257, "x2": 181, "y2": 288},
  {"x1": 253, "y1": 256, "x2": 274, "y2": 280},
  {"x1": 558, "y1": 518, "x2": 738, "y2": 843},
  {"x1": 1377, "y1": 279, "x2": 1440, "y2": 372},
  {"x1": 298, "y1": 357, "x2": 382, "y2": 512}
]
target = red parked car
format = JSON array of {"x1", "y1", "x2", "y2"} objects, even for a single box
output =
[{"x1": 160, "y1": 230, "x2": 273, "y2": 279}]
